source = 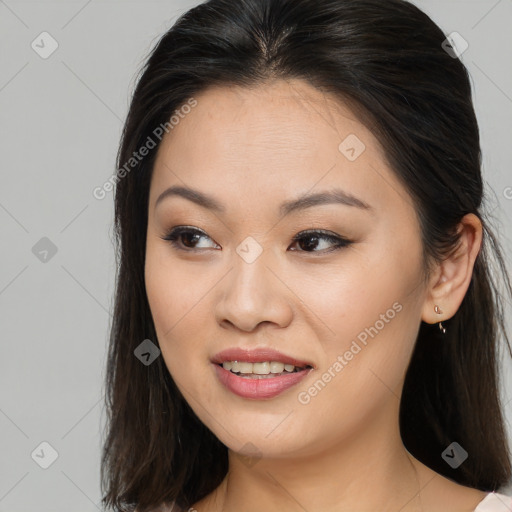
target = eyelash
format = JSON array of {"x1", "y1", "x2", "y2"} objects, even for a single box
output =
[{"x1": 160, "y1": 226, "x2": 352, "y2": 254}]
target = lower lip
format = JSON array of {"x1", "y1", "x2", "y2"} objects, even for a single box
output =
[{"x1": 213, "y1": 363, "x2": 312, "y2": 399}]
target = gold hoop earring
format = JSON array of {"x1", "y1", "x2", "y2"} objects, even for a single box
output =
[{"x1": 434, "y1": 305, "x2": 446, "y2": 334}]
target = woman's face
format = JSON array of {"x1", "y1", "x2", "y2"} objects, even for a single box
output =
[{"x1": 145, "y1": 79, "x2": 429, "y2": 457}]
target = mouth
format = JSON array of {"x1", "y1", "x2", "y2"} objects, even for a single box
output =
[{"x1": 211, "y1": 348, "x2": 315, "y2": 399}]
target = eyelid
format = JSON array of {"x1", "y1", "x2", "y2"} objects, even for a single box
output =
[{"x1": 292, "y1": 228, "x2": 345, "y2": 241}]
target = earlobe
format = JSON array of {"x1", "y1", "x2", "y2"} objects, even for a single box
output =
[{"x1": 420, "y1": 213, "x2": 483, "y2": 326}]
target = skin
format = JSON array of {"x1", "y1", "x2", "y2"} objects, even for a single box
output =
[{"x1": 144, "y1": 78, "x2": 486, "y2": 512}]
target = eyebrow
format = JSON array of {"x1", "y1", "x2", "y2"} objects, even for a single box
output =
[{"x1": 154, "y1": 185, "x2": 372, "y2": 215}]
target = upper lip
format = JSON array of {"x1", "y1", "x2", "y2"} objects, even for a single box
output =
[{"x1": 211, "y1": 347, "x2": 314, "y2": 368}]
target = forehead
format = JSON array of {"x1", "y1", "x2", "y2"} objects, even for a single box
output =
[
  {"x1": 149, "y1": 79, "x2": 412, "y2": 219},
  {"x1": 159, "y1": 79, "x2": 384, "y2": 161}
]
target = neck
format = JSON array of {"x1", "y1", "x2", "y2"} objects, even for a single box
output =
[{"x1": 204, "y1": 398, "x2": 425, "y2": 512}]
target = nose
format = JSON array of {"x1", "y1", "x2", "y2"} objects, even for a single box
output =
[{"x1": 215, "y1": 249, "x2": 294, "y2": 333}]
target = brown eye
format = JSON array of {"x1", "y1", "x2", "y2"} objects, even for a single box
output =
[
  {"x1": 161, "y1": 227, "x2": 351, "y2": 254},
  {"x1": 161, "y1": 226, "x2": 220, "y2": 251},
  {"x1": 289, "y1": 230, "x2": 352, "y2": 253}
]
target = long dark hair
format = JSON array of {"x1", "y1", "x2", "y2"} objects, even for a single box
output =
[{"x1": 100, "y1": 0, "x2": 512, "y2": 510}]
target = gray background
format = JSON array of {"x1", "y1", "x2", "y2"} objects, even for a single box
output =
[{"x1": 1, "y1": 0, "x2": 511, "y2": 510}]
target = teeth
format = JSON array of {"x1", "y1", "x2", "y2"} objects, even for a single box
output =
[
  {"x1": 269, "y1": 361, "x2": 284, "y2": 373},
  {"x1": 238, "y1": 362, "x2": 253, "y2": 374},
  {"x1": 221, "y1": 360, "x2": 306, "y2": 375},
  {"x1": 252, "y1": 362, "x2": 270, "y2": 374}
]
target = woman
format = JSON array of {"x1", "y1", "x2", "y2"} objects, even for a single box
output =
[{"x1": 100, "y1": 0, "x2": 512, "y2": 510}]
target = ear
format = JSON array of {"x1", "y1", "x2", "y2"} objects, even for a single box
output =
[{"x1": 421, "y1": 213, "x2": 483, "y2": 324}]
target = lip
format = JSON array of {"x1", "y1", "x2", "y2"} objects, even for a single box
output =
[
  {"x1": 211, "y1": 347, "x2": 314, "y2": 368},
  {"x1": 211, "y1": 347, "x2": 315, "y2": 400},
  {"x1": 213, "y1": 364, "x2": 313, "y2": 399}
]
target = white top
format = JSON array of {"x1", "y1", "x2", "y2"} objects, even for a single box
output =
[{"x1": 474, "y1": 492, "x2": 512, "y2": 511}]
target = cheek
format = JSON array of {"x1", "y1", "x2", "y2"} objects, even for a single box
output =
[
  {"x1": 290, "y1": 257, "x2": 403, "y2": 345},
  {"x1": 145, "y1": 241, "x2": 209, "y2": 334},
  {"x1": 296, "y1": 299, "x2": 419, "y2": 440},
  {"x1": 302, "y1": 246, "x2": 424, "y2": 390},
  {"x1": 145, "y1": 249, "x2": 195, "y2": 359},
  {"x1": 144, "y1": 245, "x2": 221, "y2": 387}
]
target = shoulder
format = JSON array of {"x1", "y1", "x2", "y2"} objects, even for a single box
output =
[
  {"x1": 407, "y1": 454, "x2": 505, "y2": 512},
  {"x1": 473, "y1": 492, "x2": 512, "y2": 511}
]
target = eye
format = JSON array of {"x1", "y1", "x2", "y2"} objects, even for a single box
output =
[
  {"x1": 161, "y1": 227, "x2": 352, "y2": 254},
  {"x1": 288, "y1": 230, "x2": 352, "y2": 253},
  {"x1": 160, "y1": 226, "x2": 220, "y2": 251}
]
